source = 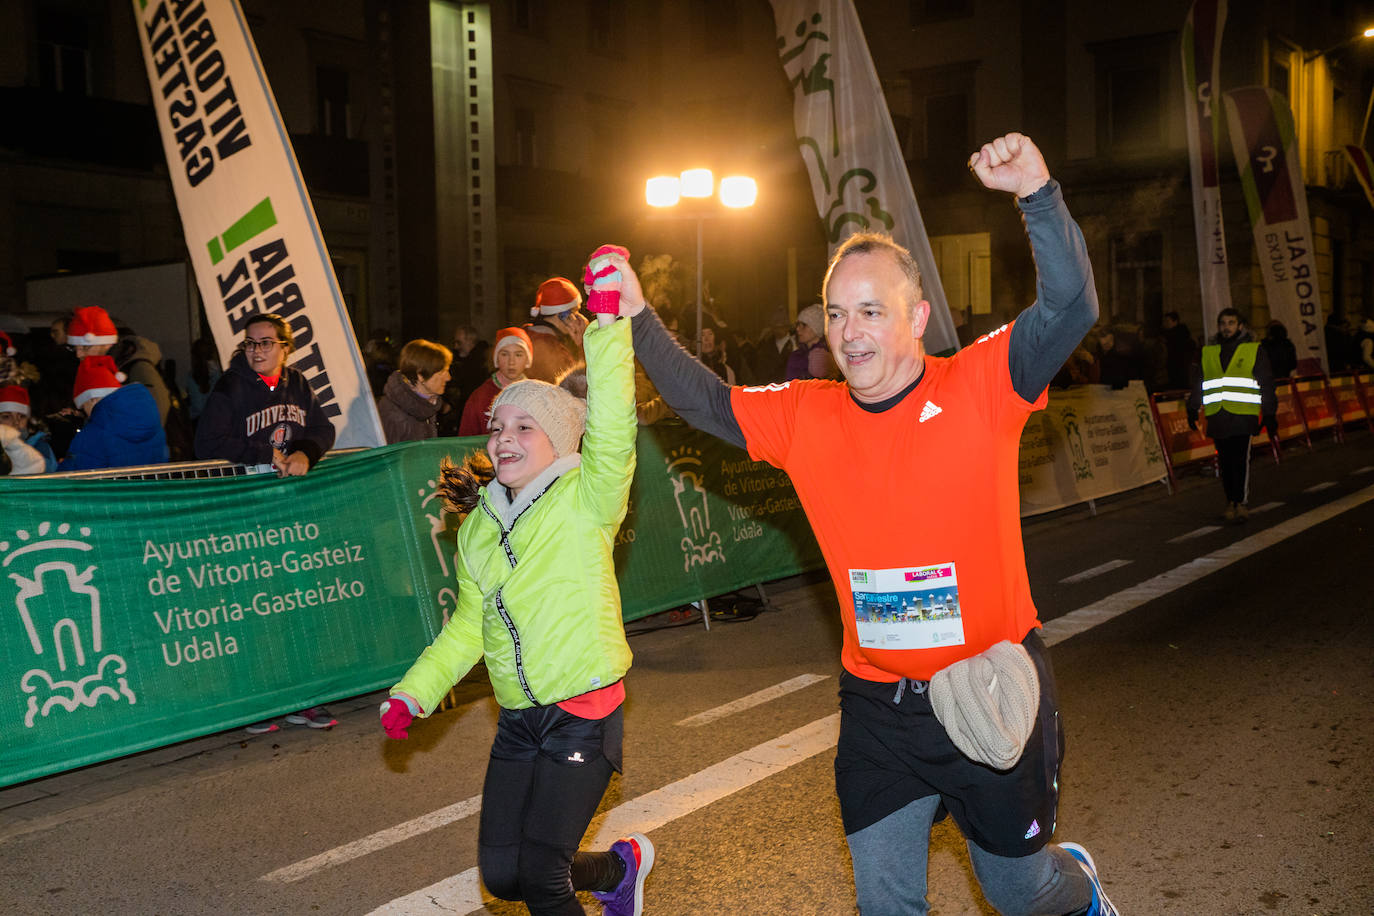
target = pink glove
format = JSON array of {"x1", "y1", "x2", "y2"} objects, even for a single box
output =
[
  {"x1": 583, "y1": 244, "x2": 629, "y2": 314},
  {"x1": 380, "y1": 698, "x2": 415, "y2": 740}
]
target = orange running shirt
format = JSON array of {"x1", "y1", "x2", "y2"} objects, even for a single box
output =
[{"x1": 729, "y1": 322, "x2": 1046, "y2": 682}]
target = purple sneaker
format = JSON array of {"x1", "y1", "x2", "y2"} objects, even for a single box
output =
[{"x1": 592, "y1": 833, "x2": 654, "y2": 916}]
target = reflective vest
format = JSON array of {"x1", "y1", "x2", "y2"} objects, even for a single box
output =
[{"x1": 1200, "y1": 342, "x2": 1261, "y2": 416}]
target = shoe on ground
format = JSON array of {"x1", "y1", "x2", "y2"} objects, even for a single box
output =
[
  {"x1": 1061, "y1": 842, "x2": 1119, "y2": 916},
  {"x1": 593, "y1": 833, "x2": 654, "y2": 916},
  {"x1": 285, "y1": 706, "x2": 336, "y2": 729},
  {"x1": 1234, "y1": 503, "x2": 1250, "y2": 521},
  {"x1": 244, "y1": 721, "x2": 279, "y2": 735},
  {"x1": 1222, "y1": 502, "x2": 1237, "y2": 522}
]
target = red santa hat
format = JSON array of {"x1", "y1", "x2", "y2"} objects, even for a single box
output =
[
  {"x1": 0, "y1": 384, "x2": 28, "y2": 416},
  {"x1": 68, "y1": 306, "x2": 119, "y2": 347},
  {"x1": 492, "y1": 326, "x2": 534, "y2": 367},
  {"x1": 73, "y1": 355, "x2": 125, "y2": 409},
  {"x1": 0, "y1": 330, "x2": 14, "y2": 356},
  {"x1": 531, "y1": 277, "x2": 582, "y2": 317}
]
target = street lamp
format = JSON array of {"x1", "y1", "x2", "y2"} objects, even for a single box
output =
[{"x1": 645, "y1": 169, "x2": 758, "y2": 355}]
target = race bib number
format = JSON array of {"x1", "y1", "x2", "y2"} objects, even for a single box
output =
[{"x1": 849, "y1": 563, "x2": 966, "y2": 650}]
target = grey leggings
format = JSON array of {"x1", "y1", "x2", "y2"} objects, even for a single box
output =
[{"x1": 846, "y1": 795, "x2": 1091, "y2": 916}]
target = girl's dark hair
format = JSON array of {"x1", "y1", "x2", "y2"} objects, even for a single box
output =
[{"x1": 437, "y1": 450, "x2": 494, "y2": 517}]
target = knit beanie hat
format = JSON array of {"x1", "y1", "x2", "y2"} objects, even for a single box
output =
[
  {"x1": 532, "y1": 278, "x2": 582, "y2": 317},
  {"x1": 492, "y1": 326, "x2": 534, "y2": 367},
  {"x1": 0, "y1": 331, "x2": 14, "y2": 356},
  {"x1": 796, "y1": 303, "x2": 826, "y2": 338},
  {"x1": 68, "y1": 306, "x2": 119, "y2": 347},
  {"x1": 490, "y1": 379, "x2": 587, "y2": 457},
  {"x1": 73, "y1": 355, "x2": 125, "y2": 409},
  {"x1": 929, "y1": 640, "x2": 1041, "y2": 771},
  {"x1": 0, "y1": 384, "x2": 30, "y2": 416}
]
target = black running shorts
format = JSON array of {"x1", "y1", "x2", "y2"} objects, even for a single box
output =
[{"x1": 834, "y1": 628, "x2": 1064, "y2": 858}]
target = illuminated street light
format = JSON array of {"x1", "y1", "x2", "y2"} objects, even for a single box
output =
[
  {"x1": 679, "y1": 168, "x2": 714, "y2": 198},
  {"x1": 646, "y1": 176, "x2": 681, "y2": 207},
  {"x1": 719, "y1": 176, "x2": 758, "y2": 208},
  {"x1": 644, "y1": 170, "x2": 757, "y2": 355},
  {"x1": 1303, "y1": 25, "x2": 1374, "y2": 61}
]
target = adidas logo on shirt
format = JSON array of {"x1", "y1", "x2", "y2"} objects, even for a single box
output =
[
  {"x1": 919, "y1": 401, "x2": 942, "y2": 423},
  {"x1": 1023, "y1": 819, "x2": 1041, "y2": 840}
]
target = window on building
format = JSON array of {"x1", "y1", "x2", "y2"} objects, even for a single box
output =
[
  {"x1": 1108, "y1": 67, "x2": 1162, "y2": 149},
  {"x1": 1110, "y1": 231, "x2": 1164, "y2": 327},
  {"x1": 588, "y1": 0, "x2": 626, "y2": 57},
  {"x1": 511, "y1": 0, "x2": 544, "y2": 36},
  {"x1": 691, "y1": 0, "x2": 741, "y2": 56},
  {"x1": 1270, "y1": 56, "x2": 1290, "y2": 102},
  {"x1": 1090, "y1": 33, "x2": 1172, "y2": 156},
  {"x1": 35, "y1": 6, "x2": 91, "y2": 95},
  {"x1": 909, "y1": 0, "x2": 973, "y2": 25},
  {"x1": 895, "y1": 63, "x2": 976, "y2": 185},
  {"x1": 515, "y1": 107, "x2": 538, "y2": 168},
  {"x1": 317, "y1": 66, "x2": 351, "y2": 138}
]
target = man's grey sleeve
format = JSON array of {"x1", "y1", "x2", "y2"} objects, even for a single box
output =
[
  {"x1": 630, "y1": 310, "x2": 747, "y2": 449},
  {"x1": 1007, "y1": 181, "x2": 1101, "y2": 402}
]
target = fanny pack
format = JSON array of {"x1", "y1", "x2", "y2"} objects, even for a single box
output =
[{"x1": 929, "y1": 639, "x2": 1040, "y2": 771}]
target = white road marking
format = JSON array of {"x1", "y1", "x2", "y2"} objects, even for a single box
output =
[
  {"x1": 1304, "y1": 481, "x2": 1338, "y2": 493},
  {"x1": 1058, "y1": 559, "x2": 1132, "y2": 584},
  {"x1": 1250, "y1": 501, "x2": 1283, "y2": 514},
  {"x1": 1168, "y1": 525, "x2": 1222, "y2": 543},
  {"x1": 1041, "y1": 484, "x2": 1374, "y2": 645},
  {"x1": 351, "y1": 484, "x2": 1374, "y2": 913},
  {"x1": 1353, "y1": 466, "x2": 1374, "y2": 475},
  {"x1": 261, "y1": 795, "x2": 482, "y2": 884},
  {"x1": 675, "y1": 674, "x2": 829, "y2": 726},
  {"x1": 365, "y1": 714, "x2": 841, "y2": 914}
]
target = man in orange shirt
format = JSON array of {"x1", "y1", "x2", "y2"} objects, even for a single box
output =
[{"x1": 611, "y1": 134, "x2": 1117, "y2": 916}]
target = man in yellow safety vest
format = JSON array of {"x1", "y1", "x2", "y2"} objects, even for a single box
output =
[{"x1": 1187, "y1": 308, "x2": 1277, "y2": 522}]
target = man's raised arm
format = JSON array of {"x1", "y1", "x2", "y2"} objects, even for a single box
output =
[
  {"x1": 607, "y1": 256, "x2": 747, "y2": 449},
  {"x1": 969, "y1": 134, "x2": 1099, "y2": 400}
]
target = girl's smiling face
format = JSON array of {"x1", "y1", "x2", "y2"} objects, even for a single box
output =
[{"x1": 487, "y1": 404, "x2": 556, "y2": 496}]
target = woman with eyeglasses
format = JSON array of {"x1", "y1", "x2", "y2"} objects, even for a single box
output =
[{"x1": 192, "y1": 313, "x2": 336, "y2": 480}]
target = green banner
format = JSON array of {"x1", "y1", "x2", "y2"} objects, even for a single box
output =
[{"x1": 0, "y1": 426, "x2": 821, "y2": 787}]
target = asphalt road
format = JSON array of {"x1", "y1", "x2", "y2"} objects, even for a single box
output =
[{"x1": 1, "y1": 431, "x2": 1371, "y2": 915}]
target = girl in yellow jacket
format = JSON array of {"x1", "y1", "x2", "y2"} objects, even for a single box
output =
[{"x1": 381, "y1": 248, "x2": 654, "y2": 916}]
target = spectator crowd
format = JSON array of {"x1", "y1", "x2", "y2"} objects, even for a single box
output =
[{"x1": 4, "y1": 273, "x2": 1374, "y2": 478}]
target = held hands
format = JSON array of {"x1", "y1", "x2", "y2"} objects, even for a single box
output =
[
  {"x1": 380, "y1": 697, "x2": 417, "y2": 740},
  {"x1": 968, "y1": 133, "x2": 1050, "y2": 199},
  {"x1": 584, "y1": 245, "x2": 630, "y2": 320},
  {"x1": 272, "y1": 448, "x2": 310, "y2": 477}
]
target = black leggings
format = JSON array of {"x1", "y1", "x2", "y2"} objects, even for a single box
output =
[{"x1": 478, "y1": 705, "x2": 624, "y2": 915}]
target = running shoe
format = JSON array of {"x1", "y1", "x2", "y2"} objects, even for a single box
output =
[
  {"x1": 1061, "y1": 842, "x2": 1120, "y2": 916},
  {"x1": 592, "y1": 833, "x2": 654, "y2": 916},
  {"x1": 285, "y1": 707, "x2": 336, "y2": 729},
  {"x1": 244, "y1": 720, "x2": 279, "y2": 735}
]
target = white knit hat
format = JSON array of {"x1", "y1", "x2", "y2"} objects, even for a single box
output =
[
  {"x1": 929, "y1": 640, "x2": 1040, "y2": 771},
  {"x1": 797, "y1": 303, "x2": 826, "y2": 337},
  {"x1": 490, "y1": 379, "x2": 587, "y2": 457}
]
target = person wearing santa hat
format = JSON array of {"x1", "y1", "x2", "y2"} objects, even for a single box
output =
[
  {"x1": 0, "y1": 385, "x2": 57, "y2": 472},
  {"x1": 458, "y1": 326, "x2": 534, "y2": 436},
  {"x1": 526, "y1": 277, "x2": 589, "y2": 384},
  {"x1": 58, "y1": 355, "x2": 168, "y2": 471},
  {"x1": 67, "y1": 305, "x2": 172, "y2": 423}
]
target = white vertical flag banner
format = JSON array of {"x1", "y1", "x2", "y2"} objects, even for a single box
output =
[
  {"x1": 132, "y1": 0, "x2": 384, "y2": 447},
  {"x1": 769, "y1": 0, "x2": 959, "y2": 355},
  {"x1": 1223, "y1": 86, "x2": 1330, "y2": 375},
  {"x1": 1181, "y1": 0, "x2": 1233, "y2": 331}
]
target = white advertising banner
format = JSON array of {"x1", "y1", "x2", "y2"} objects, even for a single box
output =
[
  {"x1": 1017, "y1": 382, "x2": 1169, "y2": 516},
  {"x1": 1223, "y1": 86, "x2": 1330, "y2": 376},
  {"x1": 769, "y1": 0, "x2": 959, "y2": 355},
  {"x1": 131, "y1": 0, "x2": 384, "y2": 447},
  {"x1": 1181, "y1": 0, "x2": 1233, "y2": 331}
]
